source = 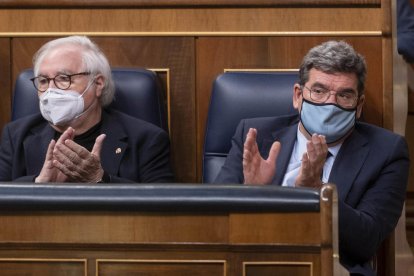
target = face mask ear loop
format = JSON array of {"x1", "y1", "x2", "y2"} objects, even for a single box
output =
[
  {"x1": 78, "y1": 76, "x2": 96, "y2": 98},
  {"x1": 74, "y1": 76, "x2": 98, "y2": 120},
  {"x1": 74, "y1": 98, "x2": 97, "y2": 120}
]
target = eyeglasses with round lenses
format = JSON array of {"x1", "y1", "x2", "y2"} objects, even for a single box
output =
[
  {"x1": 30, "y1": 72, "x2": 91, "y2": 92},
  {"x1": 303, "y1": 85, "x2": 358, "y2": 108}
]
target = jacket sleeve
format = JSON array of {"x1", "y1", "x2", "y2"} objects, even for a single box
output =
[
  {"x1": 0, "y1": 124, "x2": 14, "y2": 181},
  {"x1": 338, "y1": 135, "x2": 409, "y2": 266},
  {"x1": 136, "y1": 129, "x2": 174, "y2": 183},
  {"x1": 397, "y1": 0, "x2": 414, "y2": 63},
  {"x1": 213, "y1": 120, "x2": 246, "y2": 184}
]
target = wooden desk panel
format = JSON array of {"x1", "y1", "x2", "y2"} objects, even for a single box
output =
[
  {"x1": 0, "y1": 259, "x2": 86, "y2": 276},
  {"x1": 0, "y1": 184, "x2": 342, "y2": 276},
  {"x1": 0, "y1": 212, "x2": 229, "y2": 243},
  {"x1": 97, "y1": 260, "x2": 226, "y2": 276}
]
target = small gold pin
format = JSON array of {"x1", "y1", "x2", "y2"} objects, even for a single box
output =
[{"x1": 115, "y1": 148, "x2": 122, "y2": 154}]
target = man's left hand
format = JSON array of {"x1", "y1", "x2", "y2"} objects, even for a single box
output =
[
  {"x1": 295, "y1": 134, "x2": 328, "y2": 188},
  {"x1": 52, "y1": 133, "x2": 106, "y2": 183}
]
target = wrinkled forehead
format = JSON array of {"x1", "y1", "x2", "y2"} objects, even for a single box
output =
[{"x1": 38, "y1": 45, "x2": 84, "y2": 75}]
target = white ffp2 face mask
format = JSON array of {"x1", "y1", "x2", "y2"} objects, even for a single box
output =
[{"x1": 39, "y1": 81, "x2": 93, "y2": 126}]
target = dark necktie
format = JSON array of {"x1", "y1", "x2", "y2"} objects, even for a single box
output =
[{"x1": 322, "y1": 151, "x2": 333, "y2": 182}]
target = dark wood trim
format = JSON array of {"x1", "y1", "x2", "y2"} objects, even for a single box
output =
[
  {"x1": 405, "y1": 193, "x2": 414, "y2": 238},
  {"x1": 0, "y1": 0, "x2": 380, "y2": 8}
]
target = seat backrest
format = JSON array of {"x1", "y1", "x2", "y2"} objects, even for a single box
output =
[
  {"x1": 12, "y1": 68, "x2": 168, "y2": 131},
  {"x1": 202, "y1": 71, "x2": 299, "y2": 183}
]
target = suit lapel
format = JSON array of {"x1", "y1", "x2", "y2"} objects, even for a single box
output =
[
  {"x1": 260, "y1": 123, "x2": 297, "y2": 185},
  {"x1": 22, "y1": 112, "x2": 128, "y2": 177},
  {"x1": 100, "y1": 111, "x2": 128, "y2": 175},
  {"x1": 24, "y1": 123, "x2": 55, "y2": 175},
  {"x1": 328, "y1": 129, "x2": 369, "y2": 200}
]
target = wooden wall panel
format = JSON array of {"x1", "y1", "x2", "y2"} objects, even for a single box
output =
[
  {"x1": 407, "y1": 65, "x2": 414, "y2": 192},
  {"x1": 0, "y1": 8, "x2": 382, "y2": 33},
  {"x1": 0, "y1": 38, "x2": 11, "y2": 129},
  {"x1": 0, "y1": 248, "x2": 325, "y2": 276},
  {"x1": 0, "y1": 0, "x2": 382, "y2": 7},
  {"x1": 85, "y1": 37, "x2": 196, "y2": 183},
  {"x1": 196, "y1": 36, "x2": 383, "y2": 178},
  {"x1": 406, "y1": 114, "x2": 414, "y2": 197},
  {"x1": 0, "y1": 258, "x2": 86, "y2": 276},
  {"x1": 97, "y1": 260, "x2": 225, "y2": 276},
  {"x1": 244, "y1": 262, "x2": 311, "y2": 276},
  {"x1": 0, "y1": 259, "x2": 86, "y2": 276}
]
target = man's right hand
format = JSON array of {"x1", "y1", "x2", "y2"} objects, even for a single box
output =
[
  {"x1": 243, "y1": 128, "x2": 281, "y2": 185},
  {"x1": 35, "y1": 127, "x2": 75, "y2": 183}
]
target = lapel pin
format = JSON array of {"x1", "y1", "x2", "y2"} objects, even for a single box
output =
[{"x1": 115, "y1": 148, "x2": 122, "y2": 154}]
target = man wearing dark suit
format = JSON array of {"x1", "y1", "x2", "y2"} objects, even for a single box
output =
[
  {"x1": 397, "y1": 0, "x2": 414, "y2": 65},
  {"x1": 215, "y1": 41, "x2": 410, "y2": 275},
  {"x1": 0, "y1": 36, "x2": 173, "y2": 183}
]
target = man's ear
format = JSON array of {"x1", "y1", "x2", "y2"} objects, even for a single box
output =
[
  {"x1": 293, "y1": 84, "x2": 302, "y2": 110},
  {"x1": 94, "y1": 75, "x2": 105, "y2": 97},
  {"x1": 356, "y1": 94, "x2": 365, "y2": 119}
]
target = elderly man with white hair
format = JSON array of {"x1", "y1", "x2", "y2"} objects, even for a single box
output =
[{"x1": 0, "y1": 36, "x2": 174, "y2": 183}]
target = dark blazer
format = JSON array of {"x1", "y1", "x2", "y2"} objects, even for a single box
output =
[
  {"x1": 215, "y1": 114, "x2": 410, "y2": 275},
  {"x1": 397, "y1": 0, "x2": 414, "y2": 63},
  {"x1": 0, "y1": 109, "x2": 174, "y2": 183}
]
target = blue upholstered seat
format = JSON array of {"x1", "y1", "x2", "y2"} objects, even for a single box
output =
[
  {"x1": 202, "y1": 71, "x2": 299, "y2": 183},
  {"x1": 12, "y1": 68, "x2": 168, "y2": 131}
]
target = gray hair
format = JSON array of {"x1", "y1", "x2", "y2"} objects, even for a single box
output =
[
  {"x1": 33, "y1": 36, "x2": 115, "y2": 106},
  {"x1": 299, "y1": 40, "x2": 367, "y2": 95}
]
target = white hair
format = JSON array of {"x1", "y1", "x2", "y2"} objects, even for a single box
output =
[{"x1": 33, "y1": 36, "x2": 115, "y2": 106}]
